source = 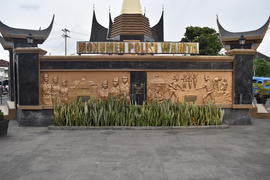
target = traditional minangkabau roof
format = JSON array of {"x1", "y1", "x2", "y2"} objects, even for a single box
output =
[
  {"x1": 0, "y1": 15, "x2": 54, "y2": 44},
  {"x1": 89, "y1": 1, "x2": 164, "y2": 42},
  {"x1": 106, "y1": 12, "x2": 113, "y2": 40},
  {"x1": 90, "y1": 10, "x2": 109, "y2": 42},
  {"x1": 256, "y1": 52, "x2": 270, "y2": 63},
  {"x1": 151, "y1": 11, "x2": 164, "y2": 42},
  {"x1": 0, "y1": 35, "x2": 13, "y2": 50},
  {"x1": 0, "y1": 59, "x2": 9, "y2": 67},
  {"x1": 217, "y1": 16, "x2": 270, "y2": 50}
]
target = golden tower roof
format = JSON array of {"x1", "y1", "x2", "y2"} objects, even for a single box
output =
[{"x1": 121, "y1": 0, "x2": 142, "y2": 14}]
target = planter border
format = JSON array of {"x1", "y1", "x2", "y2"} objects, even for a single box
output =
[
  {"x1": 0, "y1": 119, "x2": 9, "y2": 137},
  {"x1": 48, "y1": 124, "x2": 229, "y2": 130}
]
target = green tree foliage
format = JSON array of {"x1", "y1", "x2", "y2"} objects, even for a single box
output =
[
  {"x1": 181, "y1": 26, "x2": 222, "y2": 55},
  {"x1": 254, "y1": 58, "x2": 270, "y2": 77}
]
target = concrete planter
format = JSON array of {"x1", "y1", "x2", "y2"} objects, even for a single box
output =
[
  {"x1": 0, "y1": 119, "x2": 9, "y2": 136},
  {"x1": 48, "y1": 125, "x2": 229, "y2": 130}
]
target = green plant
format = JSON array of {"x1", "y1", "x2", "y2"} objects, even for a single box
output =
[
  {"x1": 181, "y1": 26, "x2": 222, "y2": 55},
  {"x1": 253, "y1": 58, "x2": 270, "y2": 77},
  {"x1": 0, "y1": 110, "x2": 4, "y2": 121},
  {"x1": 53, "y1": 97, "x2": 225, "y2": 127}
]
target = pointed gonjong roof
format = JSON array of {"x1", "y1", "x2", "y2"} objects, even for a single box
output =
[
  {"x1": 0, "y1": 36, "x2": 13, "y2": 50},
  {"x1": 89, "y1": 10, "x2": 108, "y2": 41},
  {"x1": 151, "y1": 11, "x2": 164, "y2": 42},
  {"x1": 217, "y1": 16, "x2": 270, "y2": 50},
  {"x1": 0, "y1": 15, "x2": 54, "y2": 44}
]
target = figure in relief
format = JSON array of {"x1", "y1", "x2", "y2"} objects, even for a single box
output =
[
  {"x1": 220, "y1": 78, "x2": 231, "y2": 103},
  {"x1": 152, "y1": 85, "x2": 164, "y2": 103},
  {"x1": 220, "y1": 79, "x2": 228, "y2": 93},
  {"x1": 99, "y1": 80, "x2": 109, "y2": 99},
  {"x1": 187, "y1": 73, "x2": 193, "y2": 89},
  {"x1": 60, "y1": 80, "x2": 69, "y2": 104},
  {"x1": 197, "y1": 75, "x2": 215, "y2": 104},
  {"x1": 168, "y1": 75, "x2": 182, "y2": 102},
  {"x1": 181, "y1": 75, "x2": 188, "y2": 89},
  {"x1": 41, "y1": 73, "x2": 52, "y2": 105},
  {"x1": 120, "y1": 76, "x2": 130, "y2": 100},
  {"x1": 191, "y1": 73, "x2": 198, "y2": 89},
  {"x1": 110, "y1": 77, "x2": 120, "y2": 97},
  {"x1": 51, "y1": 76, "x2": 61, "y2": 104},
  {"x1": 213, "y1": 77, "x2": 222, "y2": 91}
]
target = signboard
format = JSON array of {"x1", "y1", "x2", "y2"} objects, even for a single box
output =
[{"x1": 77, "y1": 42, "x2": 199, "y2": 55}]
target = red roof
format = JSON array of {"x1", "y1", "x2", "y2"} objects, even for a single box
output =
[{"x1": 0, "y1": 60, "x2": 9, "y2": 67}]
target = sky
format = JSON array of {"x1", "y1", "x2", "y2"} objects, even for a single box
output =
[{"x1": 0, "y1": 0, "x2": 269, "y2": 60}]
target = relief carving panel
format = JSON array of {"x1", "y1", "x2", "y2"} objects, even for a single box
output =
[
  {"x1": 40, "y1": 72, "x2": 130, "y2": 105},
  {"x1": 148, "y1": 72, "x2": 232, "y2": 105}
]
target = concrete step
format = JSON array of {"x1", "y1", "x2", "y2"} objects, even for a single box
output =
[
  {"x1": 6, "y1": 101, "x2": 16, "y2": 120},
  {"x1": 251, "y1": 103, "x2": 270, "y2": 119},
  {"x1": 0, "y1": 105, "x2": 8, "y2": 116}
]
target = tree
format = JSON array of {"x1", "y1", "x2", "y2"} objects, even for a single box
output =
[
  {"x1": 254, "y1": 58, "x2": 270, "y2": 77},
  {"x1": 181, "y1": 26, "x2": 222, "y2": 55}
]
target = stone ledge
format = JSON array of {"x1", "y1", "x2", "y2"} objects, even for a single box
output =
[
  {"x1": 48, "y1": 125, "x2": 229, "y2": 130},
  {"x1": 227, "y1": 49, "x2": 257, "y2": 55},
  {"x1": 14, "y1": 47, "x2": 47, "y2": 55}
]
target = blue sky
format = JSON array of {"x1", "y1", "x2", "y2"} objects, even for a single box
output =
[{"x1": 0, "y1": 0, "x2": 269, "y2": 59}]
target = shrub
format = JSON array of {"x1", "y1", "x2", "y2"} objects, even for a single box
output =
[
  {"x1": 0, "y1": 110, "x2": 4, "y2": 121},
  {"x1": 53, "y1": 97, "x2": 224, "y2": 127}
]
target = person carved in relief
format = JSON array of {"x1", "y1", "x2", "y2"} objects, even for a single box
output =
[
  {"x1": 220, "y1": 78, "x2": 231, "y2": 103},
  {"x1": 168, "y1": 75, "x2": 182, "y2": 102},
  {"x1": 181, "y1": 74, "x2": 188, "y2": 89},
  {"x1": 213, "y1": 77, "x2": 222, "y2": 91},
  {"x1": 41, "y1": 73, "x2": 52, "y2": 105},
  {"x1": 99, "y1": 80, "x2": 109, "y2": 100},
  {"x1": 220, "y1": 79, "x2": 228, "y2": 93},
  {"x1": 60, "y1": 80, "x2": 69, "y2": 104},
  {"x1": 110, "y1": 77, "x2": 120, "y2": 97},
  {"x1": 51, "y1": 76, "x2": 61, "y2": 104},
  {"x1": 191, "y1": 73, "x2": 198, "y2": 89},
  {"x1": 152, "y1": 85, "x2": 164, "y2": 103},
  {"x1": 187, "y1": 73, "x2": 193, "y2": 89},
  {"x1": 197, "y1": 75, "x2": 215, "y2": 104},
  {"x1": 120, "y1": 76, "x2": 130, "y2": 100}
]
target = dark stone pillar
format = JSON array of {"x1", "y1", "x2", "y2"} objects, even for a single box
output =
[
  {"x1": 131, "y1": 72, "x2": 147, "y2": 105},
  {"x1": 14, "y1": 48, "x2": 49, "y2": 126},
  {"x1": 8, "y1": 50, "x2": 15, "y2": 101},
  {"x1": 14, "y1": 48, "x2": 46, "y2": 106},
  {"x1": 228, "y1": 50, "x2": 256, "y2": 104}
]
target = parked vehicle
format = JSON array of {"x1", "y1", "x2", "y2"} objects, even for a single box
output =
[
  {"x1": 253, "y1": 77, "x2": 270, "y2": 104},
  {"x1": 0, "y1": 80, "x2": 9, "y2": 94}
]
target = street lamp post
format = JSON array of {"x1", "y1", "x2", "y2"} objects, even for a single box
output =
[
  {"x1": 26, "y1": 33, "x2": 34, "y2": 44},
  {"x1": 239, "y1": 35, "x2": 246, "y2": 49}
]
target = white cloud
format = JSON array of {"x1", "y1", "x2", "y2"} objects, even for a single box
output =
[{"x1": 20, "y1": 4, "x2": 40, "y2": 10}]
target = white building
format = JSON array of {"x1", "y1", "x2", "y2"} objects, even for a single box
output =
[{"x1": 0, "y1": 59, "x2": 8, "y2": 82}]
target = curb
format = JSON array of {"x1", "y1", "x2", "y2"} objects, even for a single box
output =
[{"x1": 48, "y1": 125, "x2": 229, "y2": 130}]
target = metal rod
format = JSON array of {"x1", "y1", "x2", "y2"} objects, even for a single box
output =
[{"x1": 62, "y1": 29, "x2": 70, "y2": 56}]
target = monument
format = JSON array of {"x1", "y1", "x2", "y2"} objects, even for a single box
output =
[{"x1": 0, "y1": 0, "x2": 269, "y2": 126}]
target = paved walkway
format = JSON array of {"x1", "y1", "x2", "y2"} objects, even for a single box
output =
[{"x1": 0, "y1": 119, "x2": 270, "y2": 180}]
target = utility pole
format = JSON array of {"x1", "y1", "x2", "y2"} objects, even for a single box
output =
[{"x1": 62, "y1": 28, "x2": 70, "y2": 56}]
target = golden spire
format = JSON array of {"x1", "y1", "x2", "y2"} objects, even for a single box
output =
[{"x1": 121, "y1": 0, "x2": 142, "y2": 14}]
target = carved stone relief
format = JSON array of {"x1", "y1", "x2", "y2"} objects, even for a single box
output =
[
  {"x1": 40, "y1": 72, "x2": 130, "y2": 105},
  {"x1": 148, "y1": 72, "x2": 232, "y2": 105}
]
